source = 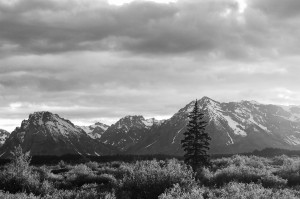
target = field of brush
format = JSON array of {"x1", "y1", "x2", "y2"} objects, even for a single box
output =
[{"x1": 1, "y1": 154, "x2": 300, "y2": 198}]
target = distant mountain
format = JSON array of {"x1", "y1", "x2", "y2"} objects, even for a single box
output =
[
  {"x1": 0, "y1": 112, "x2": 115, "y2": 157},
  {"x1": 80, "y1": 122, "x2": 109, "y2": 139},
  {"x1": 0, "y1": 129, "x2": 10, "y2": 147},
  {"x1": 99, "y1": 115, "x2": 164, "y2": 151},
  {"x1": 2, "y1": 97, "x2": 300, "y2": 157},
  {"x1": 125, "y1": 97, "x2": 300, "y2": 155}
]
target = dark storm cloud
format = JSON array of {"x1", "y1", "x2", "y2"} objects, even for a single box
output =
[
  {"x1": 0, "y1": 0, "x2": 179, "y2": 55},
  {"x1": 1, "y1": 0, "x2": 300, "y2": 131},
  {"x1": 1, "y1": 0, "x2": 298, "y2": 60}
]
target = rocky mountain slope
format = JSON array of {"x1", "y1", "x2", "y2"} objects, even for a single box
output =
[
  {"x1": 126, "y1": 97, "x2": 300, "y2": 155},
  {"x1": 80, "y1": 122, "x2": 109, "y2": 139},
  {"x1": 99, "y1": 115, "x2": 164, "y2": 151},
  {"x1": 0, "y1": 112, "x2": 115, "y2": 157},
  {"x1": 0, "y1": 129, "x2": 10, "y2": 147}
]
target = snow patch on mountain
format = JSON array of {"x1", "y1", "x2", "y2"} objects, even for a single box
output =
[
  {"x1": 172, "y1": 127, "x2": 184, "y2": 144},
  {"x1": 285, "y1": 135, "x2": 300, "y2": 145},
  {"x1": 81, "y1": 126, "x2": 92, "y2": 134},
  {"x1": 226, "y1": 132, "x2": 234, "y2": 145},
  {"x1": 145, "y1": 140, "x2": 157, "y2": 148},
  {"x1": 222, "y1": 115, "x2": 247, "y2": 136},
  {"x1": 248, "y1": 115, "x2": 270, "y2": 133},
  {"x1": 80, "y1": 122, "x2": 109, "y2": 139}
]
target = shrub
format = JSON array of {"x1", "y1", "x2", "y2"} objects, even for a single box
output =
[
  {"x1": 0, "y1": 146, "x2": 45, "y2": 195},
  {"x1": 58, "y1": 160, "x2": 66, "y2": 168},
  {"x1": 43, "y1": 188, "x2": 116, "y2": 199},
  {"x1": 272, "y1": 155, "x2": 291, "y2": 166},
  {"x1": 0, "y1": 191, "x2": 38, "y2": 199},
  {"x1": 111, "y1": 161, "x2": 122, "y2": 168},
  {"x1": 39, "y1": 180, "x2": 55, "y2": 196},
  {"x1": 62, "y1": 164, "x2": 94, "y2": 188},
  {"x1": 275, "y1": 157, "x2": 300, "y2": 186},
  {"x1": 86, "y1": 161, "x2": 99, "y2": 171},
  {"x1": 211, "y1": 157, "x2": 231, "y2": 171},
  {"x1": 195, "y1": 167, "x2": 214, "y2": 185},
  {"x1": 33, "y1": 166, "x2": 50, "y2": 182},
  {"x1": 159, "y1": 184, "x2": 205, "y2": 199},
  {"x1": 96, "y1": 174, "x2": 119, "y2": 190},
  {"x1": 211, "y1": 165, "x2": 286, "y2": 188},
  {"x1": 70, "y1": 164, "x2": 93, "y2": 176},
  {"x1": 210, "y1": 182, "x2": 300, "y2": 199},
  {"x1": 97, "y1": 164, "x2": 132, "y2": 179},
  {"x1": 56, "y1": 164, "x2": 118, "y2": 190},
  {"x1": 118, "y1": 159, "x2": 195, "y2": 199}
]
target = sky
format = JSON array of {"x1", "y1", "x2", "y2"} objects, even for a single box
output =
[{"x1": 1, "y1": 0, "x2": 300, "y2": 131}]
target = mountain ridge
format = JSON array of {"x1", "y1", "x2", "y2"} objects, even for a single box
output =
[
  {"x1": 2, "y1": 97, "x2": 300, "y2": 157},
  {"x1": 125, "y1": 97, "x2": 300, "y2": 155},
  {"x1": 0, "y1": 111, "x2": 115, "y2": 157}
]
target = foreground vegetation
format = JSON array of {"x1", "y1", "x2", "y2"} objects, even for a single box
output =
[{"x1": 2, "y1": 149, "x2": 300, "y2": 198}]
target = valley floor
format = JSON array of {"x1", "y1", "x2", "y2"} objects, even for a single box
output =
[{"x1": 1, "y1": 153, "x2": 300, "y2": 198}]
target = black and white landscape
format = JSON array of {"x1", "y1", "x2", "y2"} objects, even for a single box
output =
[{"x1": 1, "y1": 0, "x2": 300, "y2": 198}]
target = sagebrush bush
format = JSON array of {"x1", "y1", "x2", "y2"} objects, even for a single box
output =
[
  {"x1": 97, "y1": 164, "x2": 132, "y2": 179},
  {"x1": 111, "y1": 161, "x2": 122, "y2": 168},
  {"x1": 118, "y1": 159, "x2": 195, "y2": 199},
  {"x1": 159, "y1": 184, "x2": 205, "y2": 199},
  {"x1": 65, "y1": 164, "x2": 94, "y2": 187},
  {"x1": 196, "y1": 167, "x2": 214, "y2": 185},
  {"x1": 86, "y1": 161, "x2": 99, "y2": 171},
  {"x1": 210, "y1": 182, "x2": 300, "y2": 199},
  {"x1": 272, "y1": 155, "x2": 291, "y2": 166},
  {"x1": 58, "y1": 160, "x2": 67, "y2": 168},
  {"x1": 43, "y1": 188, "x2": 116, "y2": 199},
  {"x1": 274, "y1": 157, "x2": 300, "y2": 186},
  {"x1": 0, "y1": 191, "x2": 38, "y2": 199},
  {"x1": 54, "y1": 164, "x2": 119, "y2": 190},
  {"x1": 0, "y1": 146, "x2": 49, "y2": 195},
  {"x1": 211, "y1": 165, "x2": 286, "y2": 188}
]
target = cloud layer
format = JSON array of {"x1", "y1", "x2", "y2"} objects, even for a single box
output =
[{"x1": 1, "y1": 0, "x2": 300, "y2": 131}]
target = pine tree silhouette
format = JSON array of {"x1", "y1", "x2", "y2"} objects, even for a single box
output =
[{"x1": 181, "y1": 99, "x2": 211, "y2": 170}]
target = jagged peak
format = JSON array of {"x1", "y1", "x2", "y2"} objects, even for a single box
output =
[
  {"x1": 94, "y1": 122, "x2": 109, "y2": 127},
  {"x1": 28, "y1": 111, "x2": 56, "y2": 121},
  {"x1": 200, "y1": 96, "x2": 213, "y2": 100},
  {"x1": 24, "y1": 111, "x2": 76, "y2": 128},
  {"x1": 145, "y1": 117, "x2": 157, "y2": 122},
  {"x1": 198, "y1": 96, "x2": 220, "y2": 105},
  {"x1": 240, "y1": 100, "x2": 261, "y2": 105},
  {"x1": 124, "y1": 115, "x2": 144, "y2": 118},
  {"x1": 120, "y1": 115, "x2": 145, "y2": 121}
]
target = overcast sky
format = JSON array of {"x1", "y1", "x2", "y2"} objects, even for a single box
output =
[{"x1": 1, "y1": 0, "x2": 300, "y2": 131}]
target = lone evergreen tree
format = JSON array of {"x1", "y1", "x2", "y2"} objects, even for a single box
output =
[{"x1": 181, "y1": 99, "x2": 211, "y2": 170}]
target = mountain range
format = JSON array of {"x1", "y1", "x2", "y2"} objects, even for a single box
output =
[{"x1": 1, "y1": 96, "x2": 300, "y2": 157}]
